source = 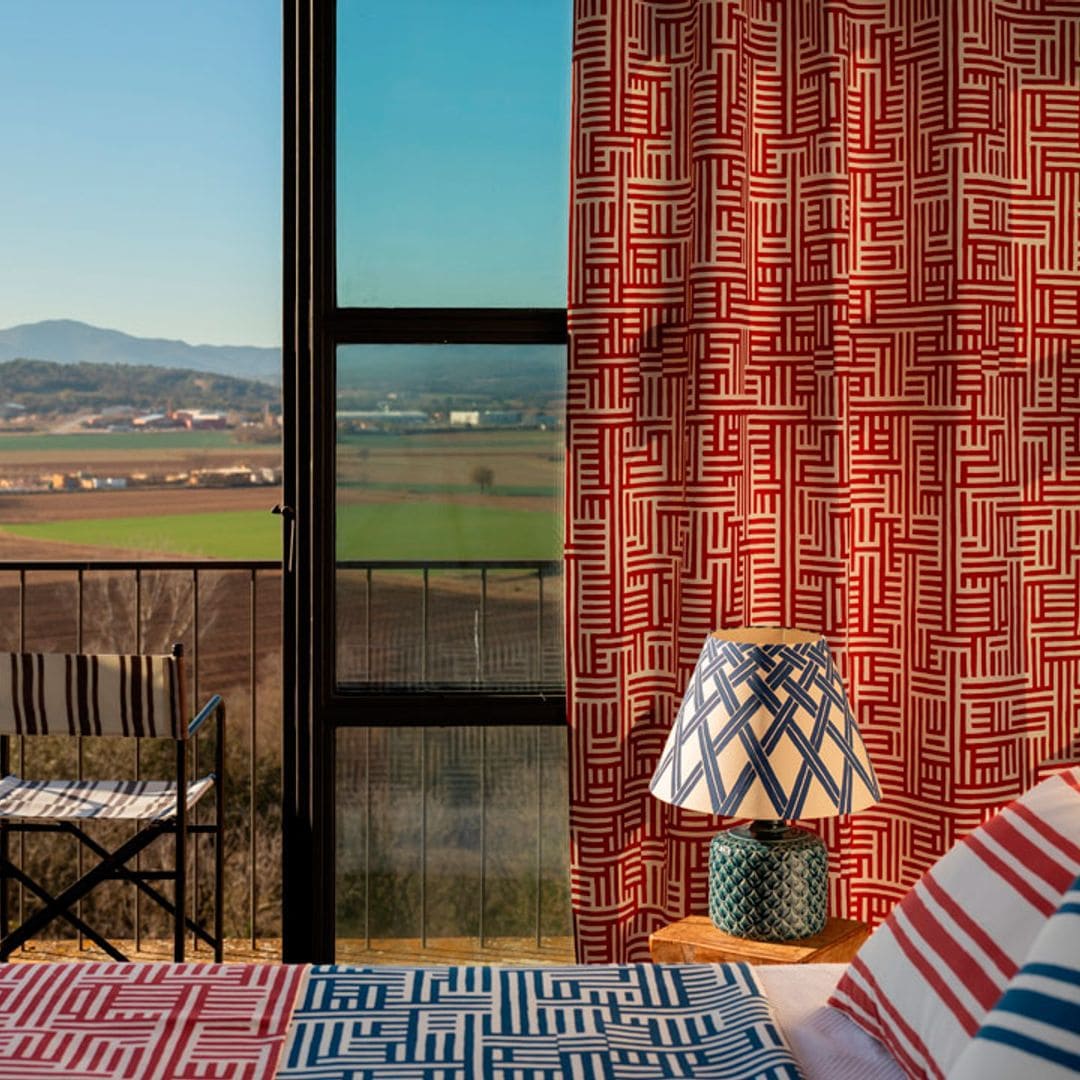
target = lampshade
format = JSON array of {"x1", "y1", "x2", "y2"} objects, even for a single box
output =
[
  {"x1": 650, "y1": 627, "x2": 880, "y2": 821},
  {"x1": 650, "y1": 627, "x2": 881, "y2": 941}
]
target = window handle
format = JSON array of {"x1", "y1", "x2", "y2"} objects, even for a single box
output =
[{"x1": 272, "y1": 504, "x2": 295, "y2": 572}]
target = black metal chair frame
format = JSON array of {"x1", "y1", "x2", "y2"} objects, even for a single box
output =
[{"x1": 0, "y1": 646, "x2": 225, "y2": 962}]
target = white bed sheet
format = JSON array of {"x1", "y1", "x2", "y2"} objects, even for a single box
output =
[{"x1": 757, "y1": 963, "x2": 905, "y2": 1080}]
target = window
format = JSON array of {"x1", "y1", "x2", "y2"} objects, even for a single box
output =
[{"x1": 285, "y1": 0, "x2": 572, "y2": 960}]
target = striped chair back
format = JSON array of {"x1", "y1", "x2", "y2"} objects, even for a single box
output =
[{"x1": 0, "y1": 652, "x2": 185, "y2": 739}]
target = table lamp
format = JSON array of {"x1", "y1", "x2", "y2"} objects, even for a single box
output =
[{"x1": 650, "y1": 627, "x2": 881, "y2": 941}]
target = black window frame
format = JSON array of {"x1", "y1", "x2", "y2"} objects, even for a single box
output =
[{"x1": 283, "y1": 1, "x2": 568, "y2": 961}]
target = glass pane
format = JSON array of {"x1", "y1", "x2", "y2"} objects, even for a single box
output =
[
  {"x1": 335, "y1": 725, "x2": 573, "y2": 963},
  {"x1": 336, "y1": 0, "x2": 571, "y2": 307},
  {"x1": 335, "y1": 344, "x2": 564, "y2": 690}
]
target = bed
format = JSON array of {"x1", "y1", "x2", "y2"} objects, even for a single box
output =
[
  {"x1": 1, "y1": 768, "x2": 1075, "y2": 1080},
  {"x1": 0, "y1": 958, "x2": 896, "y2": 1080}
]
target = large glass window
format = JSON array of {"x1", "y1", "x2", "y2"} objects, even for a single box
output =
[
  {"x1": 317, "y1": 0, "x2": 573, "y2": 961},
  {"x1": 0, "y1": 2, "x2": 283, "y2": 956}
]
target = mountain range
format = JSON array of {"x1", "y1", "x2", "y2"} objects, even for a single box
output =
[
  {"x1": 0, "y1": 320, "x2": 280, "y2": 384},
  {"x1": 0, "y1": 320, "x2": 567, "y2": 407}
]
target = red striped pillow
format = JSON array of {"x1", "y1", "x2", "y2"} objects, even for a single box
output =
[{"x1": 828, "y1": 767, "x2": 1080, "y2": 1080}]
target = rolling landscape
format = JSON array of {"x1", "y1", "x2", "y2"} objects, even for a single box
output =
[
  {"x1": 0, "y1": 320, "x2": 565, "y2": 564},
  {"x1": 0, "y1": 321, "x2": 569, "y2": 948}
]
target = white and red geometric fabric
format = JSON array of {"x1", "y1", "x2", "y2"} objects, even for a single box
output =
[
  {"x1": 829, "y1": 767, "x2": 1080, "y2": 1080},
  {"x1": 0, "y1": 962, "x2": 304, "y2": 1079},
  {"x1": 565, "y1": 0, "x2": 1080, "y2": 963}
]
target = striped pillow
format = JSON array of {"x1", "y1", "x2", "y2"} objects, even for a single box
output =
[
  {"x1": 828, "y1": 767, "x2": 1080, "y2": 1080},
  {"x1": 947, "y1": 871, "x2": 1080, "y2": 1080}
]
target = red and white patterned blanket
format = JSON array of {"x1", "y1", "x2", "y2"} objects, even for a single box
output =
[{"x1": 0, "y1": 963, "x2": 305, "y2": 1079}]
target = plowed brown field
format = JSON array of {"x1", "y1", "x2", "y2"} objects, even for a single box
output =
[{"x1": 0, "y1": 485, "x2": 279, "y2": 527}]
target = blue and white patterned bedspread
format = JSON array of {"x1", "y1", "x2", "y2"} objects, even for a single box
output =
[{"x1": 278, "y1": 962, "x2": 801, "y2": 1079}]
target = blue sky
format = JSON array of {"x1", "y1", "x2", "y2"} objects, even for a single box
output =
[
  {"x1": 337, "y1": 1, "x2": 571, "y2": 309},
  {"x1": 0, "y1": 2, "x2": 570, "y2": 349},
  {"x1": 0, "y1": 1, "x2": 281, "y2": 347}
]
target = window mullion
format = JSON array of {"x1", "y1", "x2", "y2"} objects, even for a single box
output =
[{"x1": 332, "y1": 307, "x2": 567, "y2": 346}]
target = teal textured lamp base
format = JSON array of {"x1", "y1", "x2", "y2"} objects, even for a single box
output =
[{"x1": 708, "y1": 821, "x2": 828, "y2": 941}]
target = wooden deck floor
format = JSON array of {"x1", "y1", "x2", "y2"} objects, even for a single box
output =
[{"x1": 8, "y1": 936, "x2": 576, "y2": 966}]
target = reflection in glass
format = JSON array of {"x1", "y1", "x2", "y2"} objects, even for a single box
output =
[{"x1": 335, "y1": 726, "x2": 572, "y2": 960}]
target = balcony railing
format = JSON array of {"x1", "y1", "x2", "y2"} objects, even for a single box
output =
[{"x1": 0, "y1": 559, "x2": 571, "y2": 964}]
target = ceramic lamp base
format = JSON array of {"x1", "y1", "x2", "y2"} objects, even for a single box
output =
[{"x1": 708, "y1": 821, "x2": 828, "y2": 941}]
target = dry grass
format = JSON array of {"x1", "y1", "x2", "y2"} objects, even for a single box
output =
[{"x1": 9, "y1": 936, "x2": 575, "y2": 967}]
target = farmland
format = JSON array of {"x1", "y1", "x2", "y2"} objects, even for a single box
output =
[
  {"x1": 1, "y1": 502, "x2": 558, "y2": 561},
  {"x1": 0, "y1": 427, "x2": 563, "y2": 560},
  {"x1": 0, "y1": 430, "x2": 238, "y2": 453},
  {"x1": 2, "y1": 508, "x2": 281, "y2": 560}
]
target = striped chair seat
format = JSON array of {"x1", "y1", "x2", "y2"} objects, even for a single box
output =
[{"x1": 0, "y1": 775, "x2": 214, "y2": 822}]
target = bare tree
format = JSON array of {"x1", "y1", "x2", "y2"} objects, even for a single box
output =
[{"x1": 469, "y1": 465, "x2": 495, "y2": 494}]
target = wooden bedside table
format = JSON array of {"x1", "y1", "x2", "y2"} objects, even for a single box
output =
[{"x1": 649, "y1": 915, "x2": 869, "y2": 965}]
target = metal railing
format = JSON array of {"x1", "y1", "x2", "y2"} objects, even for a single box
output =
[
  {"x1": 335, "y1": 559, "x2": 563, "y2": 689},
  {"x1": 0, "y1": 558, "x2": 570, "y2": 960},
  {"x1": 0, "y1": 559, "x2": 280, "y2": 952}
]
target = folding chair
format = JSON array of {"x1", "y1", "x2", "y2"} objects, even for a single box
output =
[{"x1": 0, "y1": 643, "x2": 224, "y2": 962}]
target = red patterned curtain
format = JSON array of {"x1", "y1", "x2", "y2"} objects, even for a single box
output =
[{"x1": 566, "y1": 0, "x2": 1080, "y2": 964}]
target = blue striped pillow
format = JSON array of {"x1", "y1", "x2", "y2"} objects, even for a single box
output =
[{"x1": 947, "y1": 872, "x2": 1080, "y2": 1079}]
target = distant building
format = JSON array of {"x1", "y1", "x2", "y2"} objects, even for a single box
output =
[
  {"x1": 173, "y1": 409, "x2": 229, "y2": 430},
  {"x1": 186, "y1": 412, "x2": 228, "y2": 430},
  {"x1": 336, "y1": 410, "x2": 428, "y2": 427},
  {"x1": 188, "y1": 466, "x2": 252, "y2": 487},
  {"x1": 480, "y1": 410, "x2": 522, "y2": 427},
  {"x1": 78, "y1": 476, "x2": 128, "y2": 491},
  {"x1": 0, "y1": 478, "x2": 49, "y2": 493},
  {"x1": 187, "y1": 465, "x2": 280, "y2": 487},
  {"x1": 132, "y1": 413, "x2": 182, "y2": 429},
  {"x1": 450, "y1": 410, "x2": 522, "y2": 427}
]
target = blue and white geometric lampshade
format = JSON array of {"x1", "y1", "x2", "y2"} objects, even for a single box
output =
[{"x1": 650, "y1": 627, "x2": 881, "y2": 821}]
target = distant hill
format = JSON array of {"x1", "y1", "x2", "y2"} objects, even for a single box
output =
[
  {"x1": 337, "y1": 343, "x2": 566, "y2": 411},
  {"x1": 0, "y1": 320, "x2": 279, "y2": 384},
  {"x1": 0, "y1": 358, "x2": 278, "y2": 414},
  {"x1": 0, "y1": 321, "x2": 568, "y2": 411}
]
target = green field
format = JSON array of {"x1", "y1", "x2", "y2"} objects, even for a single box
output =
[
  {"x1": 338, "y1": 430, "x2": 559, "y2": 452},
  {"x1": 0, "y1": 428, "x2": 551, "y2": 454},
  {"x1": 339, "y1": 479, "x2": 557, "y2": 498},
  {"x1": 0, "y1": 430, "x2": 240, "y2": 452},
  {"x1": 337, "y1": 502, "x2": 559, "y2": 560},
  {"x1": 0, "y1": 510, "x2": 281, "y2": 559},
  {"x1": 0, "y1": 503, "x2": 561, "y2": 561}
]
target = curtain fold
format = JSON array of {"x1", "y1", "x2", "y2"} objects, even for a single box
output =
[{"x1": 566, "y1": 0, "x2": 1080, "y2": 963}]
